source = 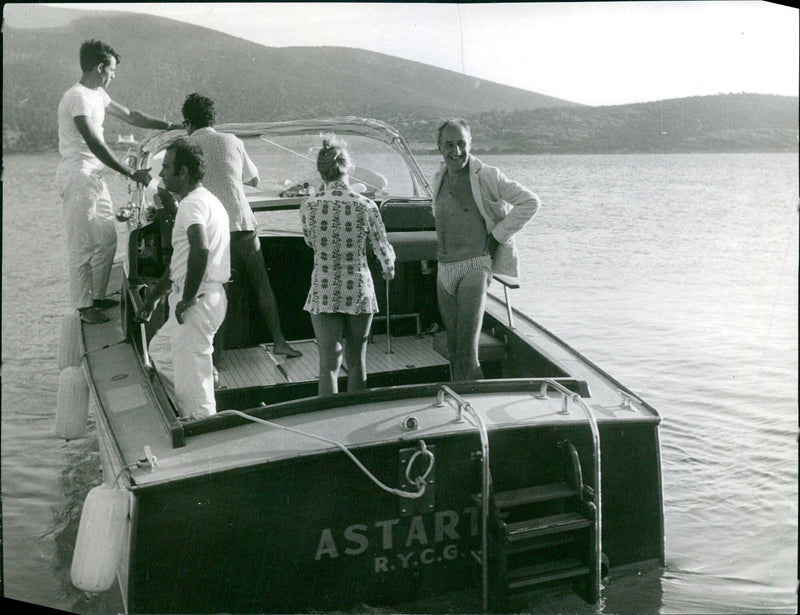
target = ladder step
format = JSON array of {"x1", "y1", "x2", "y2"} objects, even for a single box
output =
[
  {"x1": 505, "y1": 533, "x2": 579, "y2": 554},
  {"x1": 507, "y1": 558, "x2": 590, "y2": 590},
  {"x1": 494, "y1": 482, "x2": 579, "y2": 508},
  {"x1": 506, "y1": 512, "x2": 591, "y2": 541},
  {"x1": 472, "y1": 482, "x2": 578, "y2": 508}
]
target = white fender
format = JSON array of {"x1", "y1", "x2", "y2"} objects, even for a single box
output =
[
  {"x1": 71, "y1": 485, "x2": 130, "y2": 592},
  {"x1": 58, "y1": 311, "x2": 82, "y2": 370},
  {"x1": 56, "y1": 366, "x2": 89, "y2": 440}
]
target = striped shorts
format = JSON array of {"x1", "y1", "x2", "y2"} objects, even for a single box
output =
[{"x1": 437, "y1": 255, "x2": 492, "y2": 296}]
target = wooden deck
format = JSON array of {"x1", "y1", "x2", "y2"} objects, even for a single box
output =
[{"x1": 215, "y1": 334, "x2": 450, "y2": 390}]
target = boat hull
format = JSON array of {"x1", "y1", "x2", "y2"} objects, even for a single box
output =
[
  {"x1": 70, "y1": 118, "x2": 665, "y2": 613},
  {"x1": 124, "y1": 421, "x2": 661, "y2": 613}
]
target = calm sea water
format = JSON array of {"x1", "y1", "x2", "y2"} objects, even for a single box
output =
[{"x1": 2, "y1": 151, "x2": 797, "y2": 614}]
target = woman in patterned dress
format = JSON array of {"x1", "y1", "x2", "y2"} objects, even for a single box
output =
[{"x1": 300, "y1": 136, "x2": 396, "y2": 396}]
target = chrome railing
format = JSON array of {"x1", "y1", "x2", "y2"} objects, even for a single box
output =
[
  {"x1": 434, "y1": 385, "x2": 491, "y2": 612},
  {"x1": 534, "y1": 378, "x2": 603, "y2": 598},
  {"x1": 492, "y1": 274, "x2": 519, "y2": 329}
]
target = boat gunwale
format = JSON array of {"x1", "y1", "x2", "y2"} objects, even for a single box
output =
[
  {"x1": 483, "y1": 293, "x2": 662, "y2": 421},
  {"x1": 181, "y1": 376, "x2": 596, "y2": 437},
  {"x1": 127, "y1": 374, "x2": 661, "y2": 490},
  {"x1": 124, "y1": 406, "x2": 651, "y2": 494}
]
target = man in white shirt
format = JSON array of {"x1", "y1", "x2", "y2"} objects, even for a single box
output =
[
  {"x1": 137, "y1": 140, "x2": 230, "y2": 418},
  {"x1": 56, "y1": 39, "x2": 181, "y2": 324}
]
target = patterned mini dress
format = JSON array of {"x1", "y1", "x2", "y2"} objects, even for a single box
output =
[{"x1": 300, "y1": 180, "x2": 395, "y2": 315}]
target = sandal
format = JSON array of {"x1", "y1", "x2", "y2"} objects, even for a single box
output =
[{"x1": 78, "y1": 307, "x2": 110, "y2": 324}]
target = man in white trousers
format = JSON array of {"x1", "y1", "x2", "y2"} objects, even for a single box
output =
[
  {"x1": 137, "y1": 140, "x2": 230, "y2": 418},
  {"x1": 56, "y1": 39, "x2": 181, "y2": 324}
]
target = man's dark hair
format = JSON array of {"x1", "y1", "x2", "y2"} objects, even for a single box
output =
[
  {"x1": 182, "y1": 93, "x2": 216, "y2": 129},
  {"x1": 168, "y1": 139, "x2": 206, "y2": 182},
  {"x1": 79, "y1": 40, "x2": 120, "y2": 72}
]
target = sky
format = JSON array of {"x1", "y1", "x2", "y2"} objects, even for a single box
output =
[{"x1": 46, "y1": 1, "x2": 799, "y2": 106}]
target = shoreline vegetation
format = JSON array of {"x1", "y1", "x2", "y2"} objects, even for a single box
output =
[
  {"x1": 6, "y1": 94, "x2": 796, "y2": 156},
  {"x1": 396, "y1": 94, "x2": 798, "y2": 155}
]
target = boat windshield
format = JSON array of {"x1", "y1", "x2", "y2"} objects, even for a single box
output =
[
  {"x1": 140, "y1": 127, "x2": 430, "y2": 234},
  {"x1": 245, "y1": 134, "x2": 420, "y2": 198}
]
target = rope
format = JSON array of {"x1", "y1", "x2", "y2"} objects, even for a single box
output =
[
  {"x1": 219, "y1": 409, "x2": 434, "y2": 499},
  {"x1": 112, "y1": 445, "x2": 158, "y2": 489}
]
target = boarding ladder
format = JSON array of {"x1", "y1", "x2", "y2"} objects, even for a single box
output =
[{"x1": 443, "y1": 380, "x2": 602, "y2": 612}]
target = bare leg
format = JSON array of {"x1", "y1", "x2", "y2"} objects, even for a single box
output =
[
  {"x1": 310, "y1": 312, "x2": 344, "y2": 396},
  {"x1": 235, "y1": 233, "x2": 301, "y2": 357},
  {"x1": 436, "y1": 279, "x2": 459, "y2": 380},
  {"x1": 453, "y1": 269, "x2": 490, "y2": 380},
  {"x1": 437, "y1": 269, "x2": 490, "y2": 380},
  {"x1": 342, "y1": 313, "x2": 374, "y2": 393}
]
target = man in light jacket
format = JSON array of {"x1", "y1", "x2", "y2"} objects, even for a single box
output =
[{"x1": 431, "y1": 118, "x2": 540, "y2": 380}]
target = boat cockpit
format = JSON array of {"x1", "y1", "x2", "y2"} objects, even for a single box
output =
[{"x1": 116, "y1": 119, "x2": 589, "y2": 447}]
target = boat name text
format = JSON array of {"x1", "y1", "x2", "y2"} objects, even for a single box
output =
[{"x1": 314, "y1": 506, "x2": 479, "y2": 568}]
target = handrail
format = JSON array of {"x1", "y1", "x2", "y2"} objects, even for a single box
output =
[
  {"x1": 492, "y1": 274, "x2": 520, "y2": 329},
  {"x1": 535, "y1": 378, "x2": 602, "y2": 600},
  {"x1": 434, "y1": 386, "x2": 491, "y2": 612}
]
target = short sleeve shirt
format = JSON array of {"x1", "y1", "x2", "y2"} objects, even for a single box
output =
[
  {"x1": 171, "y1": 186, "x2": 231, "y2": 289},
  {"x1": 188, "y1": 127, "x2": 260, "y2": 232},
  {"x1": 57, "y1": 83, "x2": 110, "y2": 173}
]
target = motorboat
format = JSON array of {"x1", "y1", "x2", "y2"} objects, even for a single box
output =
[{"x1": 58, "y1": 117, "x2": 664, "y2": 613}]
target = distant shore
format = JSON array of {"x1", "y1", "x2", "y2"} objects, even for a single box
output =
[{"x1": 10, "y1": 143, "x2": 796, "y2": 157}]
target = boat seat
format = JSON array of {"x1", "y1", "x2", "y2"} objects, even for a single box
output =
[
  {"x1": 387, "y1": 231, "x2": 438, "y2": 262},
  {"x1": 432, "y1": 330, "x2": 507, "y2": 363},
  {"x1": 380, "y1": 199, "x2": 435, "y2": 231}
]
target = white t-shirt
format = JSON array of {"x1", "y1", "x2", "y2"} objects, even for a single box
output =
[
  {"x1": 170, "y1": 186, "x2": 231, "y2": 291},
  {"x1": 57, "y1": 83, "x2": 110, "y2": 174}
]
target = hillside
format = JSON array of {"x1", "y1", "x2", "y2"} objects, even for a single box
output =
[
  {"x1": 409, "y1": 93, "x2": 797, "y2": 154},
  {"x1": 2, "y1": 8, "x2": 574, "y2": 152},
  {"x1": 3, "y1": 7, "x2": 797, "y2": 154}
]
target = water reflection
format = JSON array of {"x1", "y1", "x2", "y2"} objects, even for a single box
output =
[{"x1": 394, "y1": 564, "x2": 665, "y2": 614}]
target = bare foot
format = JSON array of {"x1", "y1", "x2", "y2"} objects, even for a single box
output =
[
  {"x1": 78, "y1": 307, "x2": 109, "y2": 324},
  {"x1": 272, "y1": 342, "x2": 302, "y2": 358}
]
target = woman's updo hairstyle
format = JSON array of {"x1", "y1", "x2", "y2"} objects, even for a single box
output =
[{"x1": 317, "y1": 134, "x2": 354, "y2": 182}]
